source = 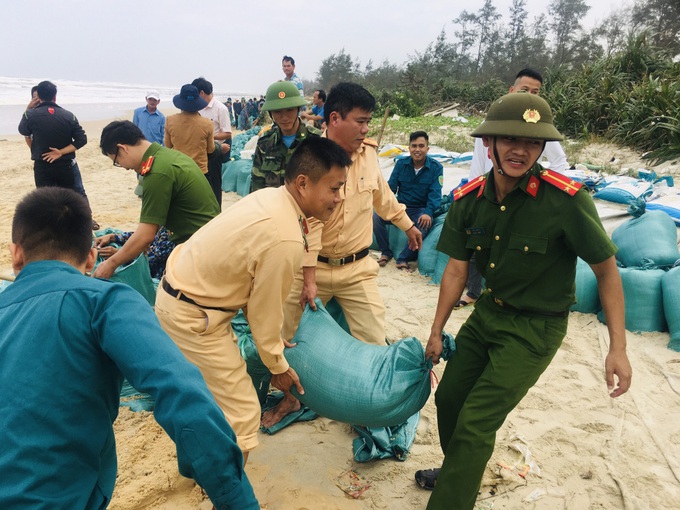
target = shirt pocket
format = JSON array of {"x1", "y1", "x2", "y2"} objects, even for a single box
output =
[
  {"x1": 358, "y1": 176, "x2": 378, "y2": 211},
  {"x1": 507, "y1": 233, "x2": 549, "y2": 274}
]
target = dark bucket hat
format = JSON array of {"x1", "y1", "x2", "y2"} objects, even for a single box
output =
[{"x1": 173, "y1": 84, "x2": 208, "y2": 112}]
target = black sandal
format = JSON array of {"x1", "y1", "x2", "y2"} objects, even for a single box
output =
[{"x1": 415, "y1": 467, "x2": 440, "y2": 490}]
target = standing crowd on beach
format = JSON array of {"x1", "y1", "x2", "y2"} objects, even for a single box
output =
[{"x1": 1, "y1": 58, "x2": 632, "y2": 510}]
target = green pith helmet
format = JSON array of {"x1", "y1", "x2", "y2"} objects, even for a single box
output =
[
  {"x1": 262, "y1": 81, "x2": 307, "y2": 111},
  {"x1": 471, "y1": 92, "x2": 563, "y2": 141}
]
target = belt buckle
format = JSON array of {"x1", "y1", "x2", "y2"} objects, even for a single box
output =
[{"x1": 327, "y1": 257, "x2": 343, "y2": 266}]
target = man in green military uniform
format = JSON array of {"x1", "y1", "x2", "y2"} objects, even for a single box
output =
[
  {"x1": 416, "y1": 92, "x2": 632, "y2": 509},
  {"x1": 251, "y1": 81, "x2": 321, "y2": 192}
]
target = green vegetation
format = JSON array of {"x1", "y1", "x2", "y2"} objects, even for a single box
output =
[{"x1": 305, "y1": 0, "x2": 680, "y2": 163}]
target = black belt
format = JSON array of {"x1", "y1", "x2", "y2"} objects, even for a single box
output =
[
  {"x1": 161, "y1": 278, "x2": 230, "y2": 312},
  {"x1": 317, "y1": 248, "x2": 369, "y2": 266},
  {"x1": 491, "y1": 295, "x2": 569, "y2": 318}
]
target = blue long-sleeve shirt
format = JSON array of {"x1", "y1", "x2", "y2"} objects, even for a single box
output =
[
  {"x1": 0, "y1": 261, "x2": 258, "y2": 510},
  {"x1": 388, "y1": 155, "x2": 444, "y2": 218}
]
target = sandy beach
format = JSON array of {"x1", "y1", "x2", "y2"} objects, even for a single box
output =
[{"x1": 1, "y1": 121, "x2": 680, "y2": 510}]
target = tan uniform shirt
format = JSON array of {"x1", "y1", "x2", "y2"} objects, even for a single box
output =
[
  {"x1": 164, "y1": 186, "x2": 308, "y2": 374},
  {"x1": 164, "y1": 111, "x2": 215, "y2": 174},
  {"x1": 304, "y1": 139, "x2": 413, "y2": 266}
]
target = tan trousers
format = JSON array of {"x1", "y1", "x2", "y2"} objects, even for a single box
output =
[
  {"x1": 155, "y1": 287, "x2": 260, "y2": 452},
  {"x1": 282, "y1": 255, "x2": 386, "y2": 344}
]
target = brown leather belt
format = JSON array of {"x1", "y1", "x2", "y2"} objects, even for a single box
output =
[
  {"x1": 317, "y1": 248, "x2": 370, "y2": 266},
  {"x1": 161, "y1": 278, "x2": 230, "y2": 312}
]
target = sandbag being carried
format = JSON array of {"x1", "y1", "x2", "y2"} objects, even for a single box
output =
[
  {"x1": 662, "y1": 266, "x2": 680, "y2": 351},
  {"x1": 285, "y1": 299, "x2": 431, "y2": 427},
  {"x1": 612, "y1": 208, "x2": 679, "y2": 269},
  {"x1": 597, "y1": 266, "x2": 667, "y2": 333}
]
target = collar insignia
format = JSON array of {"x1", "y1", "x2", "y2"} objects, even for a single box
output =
[{"x1": 140, "y1": 155, "x2": 155, "y2": 176}]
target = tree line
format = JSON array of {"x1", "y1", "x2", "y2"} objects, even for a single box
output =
[{"x1": 304, "y1": 0, "x2": 679, "y2": 162}]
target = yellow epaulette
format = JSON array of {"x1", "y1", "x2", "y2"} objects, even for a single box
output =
[
  {"x1": 362, "y1": 138, "x2": 378, "y2": 148},
  {"x1": 453, "y1": 175, "x2": 487, "y2": 201},
  {"x1": 539, "y1": 169, "x2": 582, "y2": 196}
]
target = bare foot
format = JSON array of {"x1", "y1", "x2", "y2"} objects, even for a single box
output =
[{"x1": 261, "y1": 392, "x2": 301, "y2": 429}]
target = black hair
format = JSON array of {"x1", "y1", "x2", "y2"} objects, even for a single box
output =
[
  {"x1": 285, "y1": 136, "x2": 351, "y2": 183},
  {"x1": 324, "y1": 82, "x2": 375, "y2": 126},
  {"x1": 36, "y1": 81, "x2": 57, "y2": 102},
  {"x1": 515, "y1": 67, "x2": 543, "y2": 84},
  {"x1": 191, "y1": 77, "x2": 213, "y2": 95},
  {"x1": 12, "y1": 188, "x2": 92, "y2": 264},
  {"x1": 100, "y1": 120, "x2": 146, "y2": 155},
  {"x1": 30, "y1": 85, "x2": 38, "y2": 95},
  {"x1": 282, "y1": 55, "x2": 295, "y2": 66},
  {"x1": 316, "y1": 89, "x2": 327, "y2": 102},
  {"x1": 409, "y1": 131, "x2": 429, "y2": 143}
]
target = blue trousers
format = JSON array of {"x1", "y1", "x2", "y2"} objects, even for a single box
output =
[
  {"x1": 373, "y1": 207, "x2": 430, "y2": 263},
  {"x1": 427, "y1": 292, "x2": 567, "y2": 510}
]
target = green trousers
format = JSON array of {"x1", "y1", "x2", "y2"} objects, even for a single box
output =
[{"x1": 427, "y1": 292, "x2": 567, "y2": 510}]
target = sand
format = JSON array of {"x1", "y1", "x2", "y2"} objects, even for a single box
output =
[{"x1": 1, "y1": 124, "x2": 680, "y2": 510}]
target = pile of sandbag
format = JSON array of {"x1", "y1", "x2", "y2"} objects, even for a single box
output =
[{"x1": 582, "y1": 204, "x2": 680, "y2": 347}]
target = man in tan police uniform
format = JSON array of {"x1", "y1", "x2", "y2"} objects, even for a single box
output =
[
  {"x1": 263, "y1": 82, "x2": 423, "y2": 427},
  {"x1": 155, "y1": 136, "x2": 351, "y2": 457}
]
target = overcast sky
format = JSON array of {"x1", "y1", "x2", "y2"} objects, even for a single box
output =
[{"x1": 1, "y1": 0, "x2": 623, "y2": 94}]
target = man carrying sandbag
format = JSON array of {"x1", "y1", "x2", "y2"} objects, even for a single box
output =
[
  {"x1": 155, "y1": 137, "x2": 350, "y2": 466},
  {"x1": 268, "y1": 82, "x2": 423, "y2": 428},
  {"x1": 415, "y1": 92, "x2": 632, "y2": 509},
  {"x1": 93, "y1": 120, "x2": 219, "y2": 279}
]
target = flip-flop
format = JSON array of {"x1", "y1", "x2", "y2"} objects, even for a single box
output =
[
  {"x1": 396, "y1": 263, "x2": 413, "y2": 272},
  {"x1": 378, "y1": 255, "x2": 392, "y2": 267},
  {"x1": 454, "y1": 299, "x2": 473, "y2": 309},
  {"x1": 415, "y1": 467, "x2": 440, "y2": 490}
]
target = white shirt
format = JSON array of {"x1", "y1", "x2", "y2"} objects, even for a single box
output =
[
  {"x1": 468, "y1": 137, "x2": 568, "y2": 179},
  {"x1": 199, "y1": 97, "x2": 232, "y2": 135}
]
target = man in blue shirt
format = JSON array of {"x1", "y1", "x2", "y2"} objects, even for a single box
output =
[
  {"x1": 132, "y1": 90, "x2": 165, "y2": 145},
  {"x1": 0, "y1": 187, "x2": 258, "y2": 509},
  {"x1": 373, "y1": 131, "x2": 443, "y2": 270},
  {"x1": 301, "y1": 89, "x2": 325, "y2": 129}
]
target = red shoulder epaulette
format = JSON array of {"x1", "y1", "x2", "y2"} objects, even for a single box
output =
[
  {"x1": 140, "y1": 155, "x2": 155, "y2": 176},
  {"x1": 453, "y1": 175, "x2": 486, "y2": 201},
  {"x1": 362, "y1": 138, "x2": 378, "y2": 148},
  {"x1": 539, "y1": 169, "x2": 582, "y2": 196}
]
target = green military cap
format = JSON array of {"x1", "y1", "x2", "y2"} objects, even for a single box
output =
[
  {"x1": 472, "y1": 92, "x2": 563, "y2": 141},
  {"x1": 262, "y1": 81, "x2": 307, "y2": 111}
]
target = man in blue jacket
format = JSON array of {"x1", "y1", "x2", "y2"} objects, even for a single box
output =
[
  {"x1": 0, "y1": 187, "x2": 259, "y2": 509},
  {"x1": 373, "y1": 130, "x2": 443, "y2": 270}
]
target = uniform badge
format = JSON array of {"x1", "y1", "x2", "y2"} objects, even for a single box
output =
[
  {"x1": 140, "y1": 155, "x2": 155, "y2": 176},
  {"x1": 278, "y1": 91, "x2": 286, "y2": 99},
  {"x1": 438, "y1": 175, "x2": 444, "y2": 186},
  {"x1": 523, "y1": 109, "x2": 540, "y2": 123},
  {"x1": 48, "y1": 108, "x2": 55, "y2": 114}
]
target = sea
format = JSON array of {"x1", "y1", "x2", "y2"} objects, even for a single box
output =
[{"x1": 0, "y1": 76, "x2": 256, "y2": 136}]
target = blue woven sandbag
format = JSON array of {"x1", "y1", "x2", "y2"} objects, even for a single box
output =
[
  {"x1": 353, "y1": 411, "x2": 420, "y2": 462},
  {"x1": 235, "y1": 159, "x2": 253, "y2": 197},
  {"x1": 234, "y1": 310, "x2": 271, "y2": 405},
  {"x1": 431, "y1": 251, "x2": 450, "y2": 285},
  {"x1": 93, "y1": 230, "x2": 156, "y2": 307},
  {"x1": 597, "y1": 267, "x2": 667, "y2": 333},
  {"x1": 285, "y1": 299, "x2": 431, "y2": 427},
  {"x1": 221, "y1": 161, "x2": 238, "y2": 192},
  {"x1": 662, "y1": 267, "x2": 680, "y2": 351},
  {"x1": 612, "y1": 210, "x2": 679, "y2": 268},
  {"x1": 418, "y1": 215, "x2": 446, "y2": 277},
  {"x1": 370, "y1": 224, "x2": 408, "y2": 258},
  {"x1": 571, "y1": 257, "x2": 601, "y2": 314}
]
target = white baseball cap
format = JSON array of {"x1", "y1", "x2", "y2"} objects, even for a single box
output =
[{"x1": 146, "y1": 90, "x2": 161, "y2": 100}]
